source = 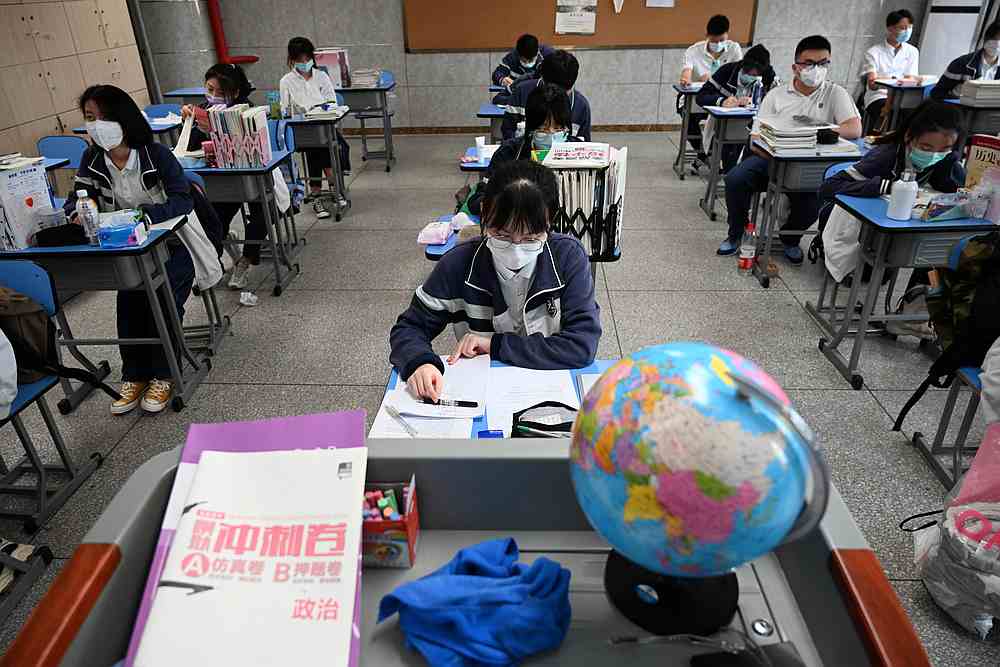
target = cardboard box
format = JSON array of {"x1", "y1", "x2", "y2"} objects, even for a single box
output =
[
  {"x1": 362, "y1": 476, "x2": 419, "y2": 568},
  {"x1": 0, "y1": 162, "x2": 52, "y2": 250}
]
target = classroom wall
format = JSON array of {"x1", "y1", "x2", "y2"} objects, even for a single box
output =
[{"x1": 141, "y1": 0, "x2": 927, "y2": 129}]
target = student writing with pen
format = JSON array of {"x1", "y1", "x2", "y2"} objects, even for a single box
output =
[{"x1": 389, "y1": 160, "x2": 601, "y2": 401}]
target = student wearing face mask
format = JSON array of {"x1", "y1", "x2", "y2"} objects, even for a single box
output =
[
  {"x1": 719, "y1": 35, "x2": 861, "y2": 263},
  {"x1": 466, "y1": 84, "x2": 578, "y2": 217},
  {"x1": 62, "y1": 85, "x2": 217, "y2": 415},
  {"x1": 180, "y1": 63, "x2": 266, "y2": 289},
  {"x1": 279, "y1": 36, "x2": 351, "y2": 219},
  {"x1": 390, "y1": 160, "x2": 601, "y2": 401},
  {"x1": 931, "y1": 21, "x2": 1000, "y2": 100},
  {"x1": 696, "y1": 44, "x2": 774, "y2": 172},
  {"x1": 502, "y1": 50, "x2": 591, "y2": 142},
  {"x1": 492, "y1": 34, "x2": 553, "y2": 104},
  {"x1": 861, "y1": 10, "x2": 920, "y2": 131}
]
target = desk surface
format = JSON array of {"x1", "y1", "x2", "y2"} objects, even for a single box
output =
[
  {"x1": 752, "y1": 137, "x2": 867, "y2": 162},
  {"x1": 383, "y1": 359, "x2": 615, "y2": 438},
  {"x1": 460, "y1": 146, "x2": 490, "y2": 171},
  {"x1": 42, "y1": 157, "x2": 70, "y2": 171},
  {"x1": 704, "y1": 105, "x2": 756, "y2": 118},
  {"x1": 163, "y1": 87, "x2": 206, "y2": 98},
  {"x1": 873, "y1": 79, "x2": 934, "y2": 90},
  {"x1": 190, "y1": 149, "x2": 292, "y2": 175},
  {"x1": 672, "y1": 83, "x2": 703, "y2": 94},
  {"x1": 337, "y1": 70, "x2": 396, "y2": 92},
  {"x1": 477, "y1": 103, "x2": 506, "y2": 118},
  {"x1": 284, "y1": 112, "x2": 347, "y2": 125},
  {"x1": 836, "y1": 194, "x2": 999, "y2": 233},
  {"x1": 944, "y1": 97, "x2": 1000, "y2": 109},
  {"x1": 0, "y1": 216, "x2": 185, "y2": 258}
]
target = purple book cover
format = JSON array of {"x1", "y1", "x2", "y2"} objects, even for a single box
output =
[{"x1": 125, "y1": 411, "x2": 366, "y2": 666}]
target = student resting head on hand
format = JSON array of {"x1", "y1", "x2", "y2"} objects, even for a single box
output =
[{"x1": 390, "y1": 160, "x2": 601, "y2": 401}]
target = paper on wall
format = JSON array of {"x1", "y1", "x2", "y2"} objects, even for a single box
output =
[
  {"x1": 646, "y1": 0, "x2": 674, "y2": 6},
  {"x1": 613, "y1": 0, "x2": 624, "y2": 13},
  {"x1": 555, "y1": 0, "x2": 597, "y2": 35}
]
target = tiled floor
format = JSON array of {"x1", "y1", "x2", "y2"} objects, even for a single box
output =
[{"x1": 1, "y1": 132, "x2": 996, "y2": 665}]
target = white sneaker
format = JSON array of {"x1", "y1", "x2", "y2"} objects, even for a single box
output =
[
  {"x1": 228, "y1": 258, "x2": 251, "y2": 290},
  {"x1": 141, "y1": 379, "x2": 172, "y2": 413},
  {"x1": 313, "y1": 200, "x2": 331, "y2": 219}
]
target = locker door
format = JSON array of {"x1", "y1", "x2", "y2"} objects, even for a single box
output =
[
  {"x1": 30, "y1": 3, "x2": 76, "y2": 60},
  {"x1": 99, "y1": 0, "x2": 134, "y2": 48},
  {"x1": 0, "y1": 6, "x2": 41, "y2": 67},
  {"x1": 78, "y1": 50, "x2": 116, "y2": 87},
  {"x1": 43, "y1": 55, "x2": 87, "y2": 114},
  {"x1": 0, "y1": 62, "x2": 56, "y2": 126},
  {"x1": 17, "y1": 115, "x2": 64, "y2": 156},
  {"x1": 115, "y1": 45, "x2": 146, "y2": 93},
  {"x1": 64, "y1": 0, "x2": 105, "y2": 54}
]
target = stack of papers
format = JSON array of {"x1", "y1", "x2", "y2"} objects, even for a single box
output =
[
  {"x1": 305, "y1": 103, "x2": 349, "y2": 120},
  {"x1": 759, "y1": 121, "x2": 819, "y2": 151},
  {"x1": 543, "y1": 142, "x2": 611, "y2": 168},
  {"x1": 0, "y1": 154, "x2": 42, "y2": 170},
  {"x1": 961, "y1": 79, "x2": 1000, "y2": 106},
  {"x1": 351, "y1": 68, "x2": 381, "y2": 87}
]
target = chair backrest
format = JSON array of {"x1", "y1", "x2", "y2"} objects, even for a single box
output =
[
  {"x1": 36, "y1": 135, "x2": 89, "y2": 170},
  {"x1": 0, "y1": 261, "x2": 58, "y2": 316},
  {"x1": 824, "y1": 161, "x2": 857, "y2": 180},
  {"x1": 184, "y1": 170, "x2": 206, "y2": 191},
  {"x1": 144, "y1": 103, "x2": 182, "y2": 120},
  {"x1": 267, "y1": 119, "x2": 281, "y2": 152}
]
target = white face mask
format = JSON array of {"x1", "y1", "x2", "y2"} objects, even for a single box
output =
[
  {"x1": 487, "y1": 236, "x2": 544, "y2": 272},
  {"x1": 708, "y1": 41, "x2": 726, "y2": 54},
  {"x1": 797, "y1": 64, "x2": 828, "y2": 88},
  {"x1": 85, "y1": 119, "x2": 124, "y2": 151},
  {"x1": 985, "y1": 41, "x2": 1000, "y2": 57}
]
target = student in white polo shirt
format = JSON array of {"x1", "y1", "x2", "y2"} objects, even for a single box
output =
[
  {"x1": 679, "y1": 15, "x2": 743, "y2": 160},
  {"x1": 861, "y1": 9, "x2": 920, "y2": 130},
  {"x1": 720, "y1": 35, "x2": 862, "y2": 263}
]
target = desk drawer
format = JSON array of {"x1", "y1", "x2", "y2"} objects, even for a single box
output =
[
  {"x1": 780, "y1": 161, "x2": 835, "y2": 191},
  {"x1": 340, "y1": 90, "x2": 382, "y2": 111},
  {"x1": 289, "y1": 123, "x2": 333, "y2": 149},
  {"x1": 871, "y1": 230, "x2": 979, "y2": 267},
  {"x1": 720, "y1": 119, "x2": 750, "y2": 142},
  {"x1": 199, "y1": 172, "x2": 264, "y2": 203},
  {"x1": 43, "y1": 245, "x2": 167, "y2": 291}
]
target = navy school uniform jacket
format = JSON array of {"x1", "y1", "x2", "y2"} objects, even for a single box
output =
[
  {"x1": 817, "y1": 143, "x2": 966, "y2": 228},
  {"x1": 492, "y1": 45, "x2": 555, "y2": 87},
  {"x1": 501, "y1": 78, "x2": 592, "y2": 142},
  {"x1": 696, "y1": 61, "x2": 776, "y2": 109},
  {"x1": 931, "y1": 49, "x2": 1000, "y2": 100},
  {"x1": 63, "y1": 142, "x2": 194, "y2": 225},
  {"x1": 389, "y1": 234, "x2": 601, "y2": 380}
]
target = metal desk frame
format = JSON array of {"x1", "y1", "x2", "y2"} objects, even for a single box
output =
[
  {"x1": 698, "y1": 108, "x2": 754, "y2": 221},
  {"x1": 192, "y1": 151, "x2": 303, "y2": 296},
  {"x1": 286, "y1": 115, "x2": 351, "y2": 221},
  {"x1": 672, "y1": 85, "x2": 701, "y2": 180},
  {"x1": 477, "y1": 103, "x2": 506, "y2": 144},
  {"x1": 946, "y1": 98, "x2": 1000, "y2": 148},
  {"x1": 805, "y1": 195, "x2": 996, "y2": 389},
  {"x1": 337, "y1": 72, "x2": 397, "y2": 172},
  {"x1": 872, "y1": 81, "x2": 931, "y2": 134}
]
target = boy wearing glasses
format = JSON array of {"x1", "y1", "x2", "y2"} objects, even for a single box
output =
[
  {"x1": 719, "y1": 35, "x2": 861, "y2": 264},
  {"x1": 390, "y1": 161, "x2": 601, "y2": 401}
]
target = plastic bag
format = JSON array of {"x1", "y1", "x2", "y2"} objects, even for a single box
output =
[
  {"x1": 912, "y1": 423, "x2": 1000, "y2": 640},
  {"x1": 416, "y1": 221, "x2": 451, "y2": 245}
]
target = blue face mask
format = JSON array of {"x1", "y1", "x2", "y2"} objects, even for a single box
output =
[
  {"x1": 896, "y1": 27, "x2": 912, "y2": 44},
  {"x1": 520, "y1": 59, "x2": 536, "y2": 70},
  {"x1": 910, "y1": 147, "x2": 949, "y2": 171},
  {"x1": 739, "y1": 71, "x2": 762, "y2": 86},
  {"x1": 294, "y1": 59, "x2": 314, "y2": 74},
  {"x1": 532, "y1": 129, "x2": 568, "y2": 150}
]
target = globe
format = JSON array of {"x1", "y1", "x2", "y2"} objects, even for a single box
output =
[{"x1": 570, "y1": 342, "x2": 824, "y2": 581}]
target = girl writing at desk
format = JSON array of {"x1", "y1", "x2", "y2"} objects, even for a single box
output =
[
  {"x1": 63, "y1": 85, "x2": 214, "y2": 415},
  {"x1": 390, "y1": 160, "x2": 601, "y2": 401},
  {"x1": 279, "y1": 36, "x2": 351, "y2": 219}
]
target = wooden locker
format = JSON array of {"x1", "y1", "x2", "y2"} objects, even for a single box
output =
[
  {"x1": 0, "y1": 6, "x2": 41, "y2": 67},
  {"x1": 30, "y1": 3, "x2": 76, "y2": 60},
  {"x1": 132, "y1": 88, "x2": 150, "y2": 108},
  {"x1": 0, "y1": 79, "x2": 15, "y2": 131},
  {"x1": 57, "y1": 109, "x2": 85, "y2": 134},
  {"x1": 43, "y1": 55, "x2": 86, "y2": 114},
  {"x1": 64, "y1": 0, "x2": 105, "y2": 54},
  {"x1": 78, "y1": 50, "x2": 116, "y2": 87},
  {"x1": 114, "y1": 45, "x2": 145, "y2": 93},
  {"x1": 16, "y1": 115, "x2": 63, "y2": 156},
  {"x1": 0, "y1": 128, "x2": 22, "y2": 157},
  {"x1": 99, "y1": 0, "x2": 134, "y2": 48},
  {"x1": 0, "y1": 62, "x2": 56, "y2": 126}
]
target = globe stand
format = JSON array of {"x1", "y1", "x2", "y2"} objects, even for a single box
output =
[{"x1": 604, "y1": 550, "x2": 739, "y2": 636}]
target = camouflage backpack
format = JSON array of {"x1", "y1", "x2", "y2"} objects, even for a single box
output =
[{"x1": 893, "y1": 231, "x2": 1000, "y2": 432}]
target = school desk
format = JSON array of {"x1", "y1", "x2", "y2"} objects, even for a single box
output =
[
  {"x1": 285, "y1": 114, "x2": 351, "y2": 220},
  {"x1": 337, "y1": 70, "x2": 397, "y2": 172},
  {"x1": 872, "y1": 79, "x2": 934, "y2": 133},
  {"x1": 11, "y1": 439, "x2": 931, "y2": 667},
  {"x1": 944, "y1": 98, "x2": 1000, "y2": 148},
  {"x1": 671, "y1": 83, "x2": 703, "y2": 180},
  {"x1": 162, "y1": 86, "x2": 207, "y2": 104},
  {"x1": 477, "y1": 103, "x2": 507, "y2": 143},
  {"x1": 0, "y1": 216, "x2": 227, "y2": 413},
  {"x1": 459, "y1": 146, "x2": 489, "y2": 173},
  {"x1": 698, "y1": 105, "x2": 756, "y2": 221},
  {"x1": 423, "y1": 214, "x2": 480, "y2": 260},
  {"x1": 748, "y1": 138, "x2": 867, "y2": 288},
  {"x1": 190, "y1": 150, "x2": 302, "y2": 296},
  {"x1": 805, "y1": 194, "x2": 997, "y2": 389}
]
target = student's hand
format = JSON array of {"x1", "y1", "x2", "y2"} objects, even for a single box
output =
[
  {"x1": 407, "y1": 364, "x2": 444, "y2": 402},
  {"x1": 501, "y1": 76, "x2": 514, "y2": 87},
  {"x1": 737, "y1": 96, "x2": 753, "y2": 107},
  {"x1": 722, "y1": 97, "x2": 740, "y2": 108},
  {"x1": 679, "y1": 73, "x2": 691, "y2": 86},
  {"x1": 699, "y1": 73, "x2": 711, "y2": 82},
  {"x1": 448, "y1": 334, "x2": 491, "y2": 363},
  {"x1": 181, "y1": 104, "x2": 194, "y2": 118}
]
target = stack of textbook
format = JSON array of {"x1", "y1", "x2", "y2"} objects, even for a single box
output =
[
  {"x1": 758, "y1": 121, "x2": 818, "y2": 152},
  {"x1": 207, "y1": 103, "x2": 272, "y2": 168},
  {"x1": 961, "y1": 79, "x2": 1000, "y2": 106}
]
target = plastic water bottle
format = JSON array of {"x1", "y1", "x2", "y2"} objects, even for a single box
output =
[
  {"x1": 737, "y1": 222, "x2": 757, "y2": 274},
  {"x1": 887, "y1": 170, "x2": 918, "y2": 221},
  {"x1": 75, "y1": 189, "x2": 100, "y2": 246},
  {"x1": 266, "y1": 91, "x2": 281, "y2": 119}
]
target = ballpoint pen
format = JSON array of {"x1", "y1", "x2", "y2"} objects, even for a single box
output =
[{"x1": 420, "y1": 398, "x2": 479, "y2": 408}]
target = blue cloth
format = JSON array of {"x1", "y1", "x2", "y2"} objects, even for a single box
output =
[{"x1": 378, "y1": 538, "x2": 572, "y2": 666}]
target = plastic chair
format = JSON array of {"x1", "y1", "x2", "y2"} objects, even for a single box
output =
[
  {"x1": 36, "y1": 135, "x2": 88, "y2": 170},
  {"x1": 184, "y1": 170, "x2": 206, "y2": 191},
  {"x1": 824, "y1": 161, "x2": 857, "y2": 180},
  {"x1": 144, "y1": 103, "x2": 182, "y2": 120}
]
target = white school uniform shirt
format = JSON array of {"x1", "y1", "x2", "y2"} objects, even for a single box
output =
[
  {"x1": 279, "y1": 68, "x2": 337, "y2": 116},
  {"x1": 861, "y1": 40, "x2": 919, "y2": 108},
  {"x1": 981, "y1": 60, "x2": 1000, "y2": 82},
  {"x1": 752, "y1": 80, "x2": 860, "y2": 134},
  {"x1": 491, "y1": 255, "x2": 539, "y2": 336},
  {"x1": 682, "y1": 40, "x2": 743, "y2": 81},
  {"x1": 103, "y1": 149, "x2": 165, "y2": 209}
]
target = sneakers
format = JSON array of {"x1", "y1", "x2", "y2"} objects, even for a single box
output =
[
  {"x1": 717, "y1": 239, "x2": 739, "y2": 256},
  {"x1": 784, "y1": 245, "x2": 804, "y2": 265},
  {"x1": 141, "y1": 379, "x2": 173, "y2": 413},
  {"x1": 111, "y1": 381, "x2": 147, "y2": 415},
  {"x1": 229, "y1": 257, "x2": 252, "y2": 290},
  {"x1": 313, "y1": 200, "x2": 331, "y2": 219}
]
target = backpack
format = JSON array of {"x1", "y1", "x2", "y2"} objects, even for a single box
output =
[
  {"x1": 0, "y1": 287, "x2": 120, "y2": 399},
  {"x1": 893, "y1": 232, "x2": 1000, "y2": 431}
]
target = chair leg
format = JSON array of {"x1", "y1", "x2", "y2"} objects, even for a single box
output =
[
  {"x1": 360, "y1": 117, "x2": 369, "y2": 158},
  {"x1": 38, "y1": 396, "x2": 78, "y2": 476},
  {"x1": 10, "y1": 414, "x2": 49, "y2": 519},
  {"x1": 929, "y1": 382, "x2": 961, "y2": 454},
  {"x1": 952, "y1": 392, "x2": 981, "y2": 483}
]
